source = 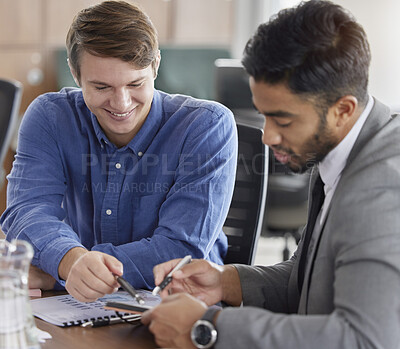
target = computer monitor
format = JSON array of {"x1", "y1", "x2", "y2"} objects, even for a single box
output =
[
  {"x1": 214, "y1": 58, "x2": 264, "y2": 130},
  {"x1": 214, "y1": 59, "x2": 253, "y2": 110}
]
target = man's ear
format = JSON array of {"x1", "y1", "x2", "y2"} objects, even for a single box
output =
[
  {"x1": 153, "y1": 50, "x2": 161, "y2": 79},
  {"x1": 332, "y1": 95, "x2": 358, "y2": 128},
  {"x1": 67, "y1": 58, "x2": 81, "y2": 87}
]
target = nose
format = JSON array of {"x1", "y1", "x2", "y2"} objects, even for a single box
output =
[
  {"x1": 110, "y1": 88, "x2": 131, "y2": 111},
  {"x1": 262, "y1": 118, "x2": 282, "y2": 147}
]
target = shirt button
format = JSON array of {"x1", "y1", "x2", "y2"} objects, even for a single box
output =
[
  {"x1": 115, "y1": 163, "x2": 121, "y2": 169},
  {"x1": 106, "y1": 209, "x2": 112, "y2": 215},
  {"x1": 138, "y1": 151, "x2": 143, "y2": 157}
]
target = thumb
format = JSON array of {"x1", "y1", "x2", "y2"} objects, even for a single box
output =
[{"x1": 103, "y1": 254, "x2": 123, "y2": 276}]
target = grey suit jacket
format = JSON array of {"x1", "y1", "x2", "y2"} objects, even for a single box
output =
[{"x1": 216, "y1": 99, "x2": 400, "y2": 349}]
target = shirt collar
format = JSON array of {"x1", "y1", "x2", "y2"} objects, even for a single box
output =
[
  {"x1": 91, "y1": 111, "x2": 108, "y2": 146},
  {"x1": 319, "y1": 95, "x2": 374, "y2": 191},
  {"x1": 90, "y1": 90, "x2": 163, "y2": 154},
  {"x1": 126, "y1": 90, "x2": 163, "y2": 155}
]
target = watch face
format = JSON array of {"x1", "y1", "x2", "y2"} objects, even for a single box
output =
[
  {"x1": 191, "y1": 320, "x2": 217, "y2": 349},
  {"x1": 194, "y1": 324, "x2": 213, "y2": 345}
]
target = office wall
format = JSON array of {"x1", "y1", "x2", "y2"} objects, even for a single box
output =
[
  {"x1": 334, "y1": 0, "x2": 400, "y2": 108},
  {"x1": 0, "y1": 0, "x2": 233, "y2": 112}
]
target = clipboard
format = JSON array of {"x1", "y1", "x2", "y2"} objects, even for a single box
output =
[{"x1": 31, "y1": 290, "x2": 160, "y2": 327}]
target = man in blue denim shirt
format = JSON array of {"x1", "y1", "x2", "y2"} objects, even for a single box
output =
[{"x1": 0, "y1": 1, "x2": 237, "y2": 302}]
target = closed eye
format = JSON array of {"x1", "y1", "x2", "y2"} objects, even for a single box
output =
[
  {"x1": 95, "y1": 86, "x2": 109, "y2": 90},
  {"x1": 274, "y1": 120, "x2": 291, "y2": 127},
  {"x1": 129, "y1": 81, "x2": 144, "y2": 88}
]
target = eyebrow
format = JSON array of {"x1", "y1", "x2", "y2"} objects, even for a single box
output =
[
  {"x1": 252, "y1": 103, "x2": 297, "y2": 118},
  {"x1": 261, "y1": 110, "x2": 297, "y2": 118},
  {"x1": 88, "y1": 77, "x2": 146, "y2": 86}
]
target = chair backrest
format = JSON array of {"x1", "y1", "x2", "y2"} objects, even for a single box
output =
[
  {"x1": 0, "y1": 79, "x2": 23, "y2": 186},
  {"x1": 214, "y1": 58, "x2": 253, "y2": 110},
  {"x1": 223, "y1": 122, "x2": 268, "y2": 265}
]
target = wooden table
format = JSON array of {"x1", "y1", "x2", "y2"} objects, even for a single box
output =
[
  {"x1": 35, "y1": 318, "x2": 157, "y2": 349},
  {"x1": 33, "y1": 291, "x2": 158, "y2": 349}
]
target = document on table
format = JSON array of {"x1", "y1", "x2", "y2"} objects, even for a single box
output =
[{"x1": 30, "y1": 290, "x2": 160, "y2": 327}]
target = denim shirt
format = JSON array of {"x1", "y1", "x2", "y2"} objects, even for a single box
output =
[{"x1": 1, "y1": 88, "x2": 237, "y2": 289}]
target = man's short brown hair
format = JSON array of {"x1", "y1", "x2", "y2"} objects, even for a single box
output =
[{"x1": 66, "y1": 0, "x2": 159, "y2": 82}]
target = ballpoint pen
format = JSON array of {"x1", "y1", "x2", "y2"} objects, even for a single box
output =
[
  {"x1": 152, "y1": 255, "x2": 192, "y2": 296},
  {"x1": 115, "y1": 275, "x2": 145, "y2": 305},
  {"x1": 81, "y1": 313, "x2": 142, "y2": 328}
]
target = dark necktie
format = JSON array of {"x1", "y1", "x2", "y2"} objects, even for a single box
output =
[{"x1": 298, "y1": 173, "x2": 325, "y2": 291}]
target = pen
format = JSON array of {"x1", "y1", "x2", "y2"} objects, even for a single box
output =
[
  {"x1": 115, "y1": 275, "x2": 145, "y2": 305},
  {"x1": 152, "y1": 255, "x2": 192, "y2": 296},
  {"x1": 81, "y1": 314, "x2": 142, "y2": 328}
]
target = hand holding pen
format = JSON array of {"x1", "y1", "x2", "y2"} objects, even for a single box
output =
[
  {"x1": 152, "y1": 255, "x2": 192, "y2": 295},
  {"x1": 115, "y1": 275, "x2": 145, "y2": 305},
  {"x1": 151, "y1": 258, "x2": 227, "y2": 306}
]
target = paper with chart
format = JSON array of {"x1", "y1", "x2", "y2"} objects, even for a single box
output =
[{"x1": 30, "y1": 290, "x2": 160, "y2": 327}]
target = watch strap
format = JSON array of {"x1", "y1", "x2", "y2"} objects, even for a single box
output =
[{"x1": 201, "y1": 305, "x2": 222, "y2": 324}]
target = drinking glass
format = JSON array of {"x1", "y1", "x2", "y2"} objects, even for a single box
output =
[{"x1": 0, "y1": 239, "x2": 40, "y2": 349}]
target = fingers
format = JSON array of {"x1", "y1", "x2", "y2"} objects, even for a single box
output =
[
  {"x1": 153, "y1": 258, "x2": 211, "y2": 284},
  {"x1": 172, "y1": 260, "x2": 212, "y2": 279},
  {"x1": 141, "y1": 295, "x2": 180, "y2": 325},
  {"x1": 141, "y1": 293, "x2": 208, "y2": 348},
  {"x1": 153, "y1": 258, "x2": 183, "y2": 285},
  {"x1": 103, "y1": 254, "x2": 124, "y2": 276},
  {"x1": 66, "y1": 282, "x2": 109, "y2": 303},
  {"x1": 140, "y1": 309, "x2": 151, "y2": 325},
  {"x1": 65, "y1": 251, "x2": 122, "y2": 302}
]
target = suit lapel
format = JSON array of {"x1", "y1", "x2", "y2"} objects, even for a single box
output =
[
  {"x1": 347, "y1": 98, "x2": 392, "y2": 165},
  {"x1": 298, "y1": 98, "x2": 394, "y2": 314}
]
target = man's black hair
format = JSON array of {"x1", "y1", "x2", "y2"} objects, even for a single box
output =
[{"x1": 242, "y1": 0, "x2": 371, "y2": 110}]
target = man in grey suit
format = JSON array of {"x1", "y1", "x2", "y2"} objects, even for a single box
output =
[{"x1": 141, "y1": 1, "x2": 400, "y2": 348}]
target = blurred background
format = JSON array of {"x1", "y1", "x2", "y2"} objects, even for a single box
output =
[{"x1": 1, "y1": 0, "x2": 399, "y2": 263}]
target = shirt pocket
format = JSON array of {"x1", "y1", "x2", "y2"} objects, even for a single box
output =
[{"x1": 131, "y1": 192, "x2": 167, "y2": 239}]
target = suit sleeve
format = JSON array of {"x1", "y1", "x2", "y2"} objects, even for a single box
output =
[
  {"x1": 235, "y1": 255, "x2": 297, "y2": 313},
  {"x1": 213, "y1": 126, "x2": 400, "y2": 349}
]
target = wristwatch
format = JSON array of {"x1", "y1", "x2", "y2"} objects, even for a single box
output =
[{"x1": 190, "y1": 306, "x2": 220, "y2": 349}]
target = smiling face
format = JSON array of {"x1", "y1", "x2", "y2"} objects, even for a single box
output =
[
  {"x1": 72, "y1": 51, "x2": 159, "y2": 147},
  {"x1": 250, "y1": 78, "x2": 340, "y2": 173}
]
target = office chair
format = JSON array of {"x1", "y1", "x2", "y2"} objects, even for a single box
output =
[
  {"x1": 0, "y1": 78, "x2": 22, "y2": 188},
  {"x1": 223, "y1": 122, "x2": 268, "y2": 265},
  {"x1": 263, "y1": 155, "x2": 309, "y2": 260}
]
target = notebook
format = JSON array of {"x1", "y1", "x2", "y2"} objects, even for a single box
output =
[{"x1": 30, "y1": 290, "x2": 160, "y2": 327}]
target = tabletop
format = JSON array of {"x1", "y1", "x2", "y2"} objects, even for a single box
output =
[{"x1": 35, "y1": 318, "x2": 157, "y2": 349}]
